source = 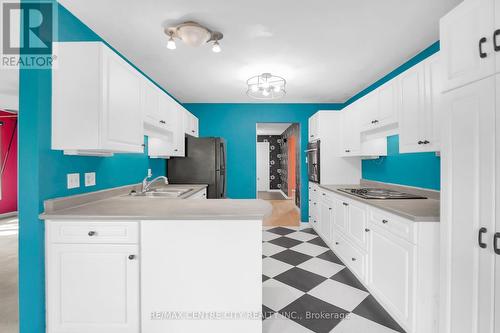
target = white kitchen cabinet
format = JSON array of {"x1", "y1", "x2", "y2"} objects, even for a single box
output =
[
  {"x1": 46, "y1": 221, "x2": 140, "y2": 333},
  {"x1": 308, "y1": 113, "x2": 319, "y2": 142},
  {"x1": 359, "y1": 91, "x2": 379, "y2": 131},
  {"x1": 399, "y1": 54, "x2": 442, "y2": 153},
  {"x1": 347, "y1": 200, "x2": 368, "y2": 250},
  {"x1": 52, "y1": 42, "x2": 144, "y2": 156},
  {"x1": 340, "y1": 104, "x2": 361, "y2": 156},
  {"x1": 440, "y1": 76, "x2": 497, "y2": 333},
  {"x1": 187, "y1": 188, "x2": 207, "y2": 199},
  {"x1": 141, "y1": 79, "x2": 173, "y2": 136},
  {"x1": 318, "y1": 191, "x2": 333, "y2": 242},
  {"x1": 367, "y1": 222, "x2": 415, "y2": 330},
  {"x1": 183, "y1": 109, "x2": 199, "y2": 137},
  {"x1": 309, "y1": 183, "x2": 320, "y2": 227},
  {"x1": 440, "y1": 0, "x2": 495, "y2": 92},
  {"x1": 332, "y1": 196, "x2": 348, "y2": 233},
  {"x1": 358, "y1": 79, "x2": 398, "y2": 133}
]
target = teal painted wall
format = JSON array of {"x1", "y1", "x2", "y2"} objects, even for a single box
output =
[
  {"x1": 184, "y1": 103, "x2": 343, "y2": 222},
  {"x1": 362, "y1": 135, "x2": 440, "y2": 190},
  {"x1": 18, "y1": 3, "x2": 168, "y2": 332},
  {"x1": 348, "y1": 42, "x2": 441, "y2": 190}
]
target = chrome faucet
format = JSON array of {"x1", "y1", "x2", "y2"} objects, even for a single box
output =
[{"x1": 141, "y1": 175, "x2": 169, "y2": 193}]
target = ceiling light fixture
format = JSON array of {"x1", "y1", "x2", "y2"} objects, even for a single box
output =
[
  {"x1": 165, "y1": 21, "x2": 223, "y2": 52},
  {"x1": 247, "y1": 73, "x2": 286, "y2": 100}
]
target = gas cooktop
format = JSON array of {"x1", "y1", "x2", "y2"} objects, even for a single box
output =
[{"x1": 337, "y1": 188, "x2": 427, "y2": 200}]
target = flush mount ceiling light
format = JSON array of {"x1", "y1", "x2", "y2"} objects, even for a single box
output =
[
  {"x1": 165, "y1": 21, "x2": 223, "y2": 53},
  {"x1": 247, "y1": 73, "x2": 286, "y2": 100}
]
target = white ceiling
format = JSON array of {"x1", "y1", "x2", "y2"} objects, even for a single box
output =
[
  {"x1": 257, "y1": 123, "x2": 292, "y2": 135},
  {"x1": 59, "y1": 0, "x2": 461, "y2": 103}
]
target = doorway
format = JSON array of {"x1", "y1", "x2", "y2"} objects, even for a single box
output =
[{"x1": 256, "y1": 123, "x2": 300, "y2": 226}]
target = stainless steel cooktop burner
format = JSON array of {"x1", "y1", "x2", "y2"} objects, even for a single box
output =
[{"x1": 337, "y1": 188, "x2": 427, "y2": 200}]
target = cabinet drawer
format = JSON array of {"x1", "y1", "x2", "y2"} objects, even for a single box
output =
[
  {"x1": 333, "y1": 231, "x2": 366, "y2": 280},
  {"x1": 47, "y1": 221, "x2": 139, "y2": 244},
  {"x1": 368, "y1": 208, "x2": 416, "y2": 244},
  {"x1": 319, "y1": 189, "x2": 334, "y2": 203}
]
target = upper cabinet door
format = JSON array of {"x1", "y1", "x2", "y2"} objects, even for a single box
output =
[
  {"x1": 102, "y1": 49, "x2": 144, "y2": 152},
  {"x1": 399, "y1": 63, "x2": 426, "y2": 153},
  {"x1": 360, "y1": 91, "x2": 379, "y2": 131},
  {"x1": 422, "y1": 54, "x2": 443, "y2": 151},
  {"x1": 440, "y1": 0, "x2": 495, "y2": 92},
  {"x1": 141, "y1": 80, "x2": 162, "y2": 128},
  {"x1": 377, "y1": 79, "x2": 398, "y2": 128},
  {"x1": 308, "y1": 114, "x2": 319, "y2": 142}
]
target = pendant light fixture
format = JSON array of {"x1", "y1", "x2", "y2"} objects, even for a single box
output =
[
  {"x1": 164, "y1": 21, "x2": 223, "y2": 53},
  {"x1": 247, "y1": 73, "x2": 286, "y2": 100}
]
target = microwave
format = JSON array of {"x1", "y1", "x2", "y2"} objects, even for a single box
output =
[{"x1": 306, "y1": 140, "x2": 320, "y2": 183}]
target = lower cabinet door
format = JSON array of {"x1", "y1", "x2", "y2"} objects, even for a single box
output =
[
  {"x1": 332, "y1": 197, "x2": 348, "y2": 233},
  {"x1": 46, "y1": 244, "x2": 139, "y2": 333},
  {"x1": 347, "y1": 201, "x2": 367, "y2": 250},
  {"x1": 367, "y1": 225, "x2": 414, "y2": 331},
  {"x1": 319, "y1": 201, "x2": 332, "y2": 242}
]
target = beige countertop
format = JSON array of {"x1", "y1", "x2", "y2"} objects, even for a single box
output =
[
  {"x1": 317, "y1": 182, "x2": 440, "y2": 222},
  {"x1": 39, "y1": 184, "x2": 272, "y2": 221}
]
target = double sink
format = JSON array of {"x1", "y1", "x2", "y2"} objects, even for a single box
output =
[{"x1": 128, "y1": 186, "x2": 194, "y2": 198}]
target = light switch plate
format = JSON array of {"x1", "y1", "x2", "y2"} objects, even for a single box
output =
[
  {"x1": 84, "y1": 172, "x2": 96, "y2": 187},
  {"x1": 67, "y1": 173, "x2": 80, "y2": 189}
]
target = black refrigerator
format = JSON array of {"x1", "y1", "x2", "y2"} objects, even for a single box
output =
[{"x1": 167, "y1": 136, "x2": 226, "y2": 199}]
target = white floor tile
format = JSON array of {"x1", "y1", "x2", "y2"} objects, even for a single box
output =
[
  {"x1": 262, "y1": 280, "x2": 305, "y2": 312},
  {"x1": 309, "y1": 279, "x2": 369, "y2": 311},
  {"x1": 330, "y1": 313, "x2": 401, "y2": 333},
  {"x1": 262, "y1": 257, "x2": 293, "y2": 277},
  {"x1": 263, "y1": 231, "x2": 282, "y2": 242},
  {"x1": 263, "y1": 242, "x2": 287, "y2": 257},
  {"x1": 263, "y1": 313, "x2": 313, "y2": 333},
  {"x1": 290, "y1": 242, "x2": 329, "y2": 257},
  {"x1": 297, "y1": 258, "x2": 345, "y2": 278},
  {"x1": 285, "y1": 231, "x2": 318, "y2": 242}
]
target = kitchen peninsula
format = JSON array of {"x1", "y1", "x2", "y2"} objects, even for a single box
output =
[{"x1": 40, "y1": 184, "x2": 271, "y2": 333}]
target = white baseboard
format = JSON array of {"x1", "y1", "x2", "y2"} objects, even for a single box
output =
[{"x1": 0, "y1": 211, "x2": 18, "y2": 219}]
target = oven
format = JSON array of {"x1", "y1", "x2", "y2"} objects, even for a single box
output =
[{"x1": 306, "y1": 140, "x2": 320, "y2": 183}]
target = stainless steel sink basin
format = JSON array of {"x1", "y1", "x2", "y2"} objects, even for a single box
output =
[{"x1": 127, "y1": 187, "x2": 193, "y2": 198}]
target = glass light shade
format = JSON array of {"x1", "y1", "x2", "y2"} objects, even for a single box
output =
[
  {"x1": 177, "y1": 25, "x2": 211, "y2": 47},
  {"x1": 246, "y1": 73, "x2": 286, "y2": 100}
]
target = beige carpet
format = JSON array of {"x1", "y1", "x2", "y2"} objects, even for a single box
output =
[{"x1": 0, "y1": 216, "x2": 18, "y2": 333}]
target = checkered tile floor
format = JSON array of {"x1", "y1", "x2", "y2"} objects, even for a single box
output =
[{"x1": 262, "y1": 225, "x2": 406, "y2": 333}]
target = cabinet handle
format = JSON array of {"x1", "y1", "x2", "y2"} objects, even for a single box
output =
[
  {"x1": 322, "y1": 193, "x2": 326, "y2": 196},
  {"x1": 351, "y1": 258, "x2": 356, "y2": 261},
  {"x1": 478, "y1": 227, "x2": 487, "y2": 249},
  {"x1": 342, "y1": 202, "x2": 349, "y2": 206},
  {"x1": 423, "y1": 140, "x2": 430, "y2": 144},
  {"x1": 329, "y1": 208, "x2": 332, "y2": 211},
  {"x1": 382, "y1": 219, "x2": 388, "y2": 224},
  {"x1": 174, "y1": 149, "x2": 178, "y2": 152},
  {"x1": 494, "y1": 29, "x2": 500, "y2": 52},
  {"x1": 374, "y1": 120, "x2": 378, "y2": 124},
  {"x1": 479, "y1": 37, "x2": 488, "y2": 58},
  {"x1": 365, "y1": 228, "x2": 370, "y2": 232},
  {"x1": 159, "y1": 120, "x2": 166, "y2": 124},
  {"x1": 191, "y1": 130, "x2": 195, "y2": 133},
  {"x1": 418, "y1": 140, "x2": 424, "y2": 145},
  {"x1": 313, "y1": 202, "x2": 317, "y2": 205},
  {"x1": 493, "y1": 233, "x2": 500, "y2": 255},
  {"x1": 335, "y1": 242, "x2": 339, "y2": 245},
  {"x1": 371, "y1": 120, "x2": 375, "y2": 124},
  {"x1": 128, "y1": 255, "x2": 137, "y2": 260},
  {"x1": 88, "y1": 231, "x2": 97, "y2": 236},
  {"x1": 345, "y1": 149, "x2": 350, "y2": 153},
  {"x1": 310, "y1": 135, "x2": 314, "y2": 137}
]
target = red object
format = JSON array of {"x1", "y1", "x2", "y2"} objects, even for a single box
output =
[{"x1": 0, "y1": 110, "x2": 17, "y2": 214}]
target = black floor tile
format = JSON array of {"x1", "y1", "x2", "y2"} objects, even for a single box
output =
[
  {"x1": 274, "y1": 267, "x2": 326, "y2": 292},
  {"x1": 330, "y1": 267, "x2": 367, "y2": 292},
  {"x1": 279, "y1": 294, "x2": 349, "y2": 333},
  {"x1": 270, "y1": 249, "x2": 312, "y2": 266},
  {"x1": 307, "y1": 236, "x2": 328, "y2": 247},
  {"x1": 262, "y1": 274, "x2": 270, "y2": 282},
  {"x1": 300, "y1": 228, "x2": 317, "y2": 235},
  {"x1": 267, "y1": 227, "x2": 296, "y2": 235},
  {"x1": 352, "y1": 295, "x2": 406, "y2": 333},
  {"x1": 317, "y1": 250, "x2": 344, "y2": 265},
  {"x1": 262, "y1": 305, "x2": 275, "y2": 320},
  {"x1": 269, "y1": 236, "x2": 303, "y2": 249}
]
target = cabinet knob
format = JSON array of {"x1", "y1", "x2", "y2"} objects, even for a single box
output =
[
  {"x1": 322, "y1": 193, "x2": 326, "y2": 196},
  {"x1": 174, "y1": 149, "x2": 178, "y2": 152},
  {"x1": 191, "y1": 130, "x2": 195, "y2": 133},
  {"x1": 382, "y1": 219, "x2": 388, "y2": 224},
  {"x1": 128, "y1": 255, "x2": 136, "y2": 260},
  {"x1": 365, "y1": 228, "x2": 370, "y2": 232},
  {"x1": 345, "y1": 149, "x2": 350, "y2": 153},
  {"x1": 351, "y1": 257, "x2": 356, "y2": 261},
  {"x1": 342, "y1": 202, "x2": 349, "y2": 206},
  {"x1": 329, "y1": 208, "x2": 332, "y2": 211},
  {"x1": 335, "y1": 242, "x2": 339, "y2": 245},
  {"x1": 88, "y1": 231, "x2": 97, "y2": 236}
]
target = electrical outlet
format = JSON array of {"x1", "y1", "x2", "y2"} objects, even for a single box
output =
[
  {"x1": 84, "y1": 172, "x2": 96, "y2": 187},
  {"x1": 147, "y1": 168, "x2": 152, "y2": 177},
  {"x1": 67, "y1": 173, "x2": 80, "y2": 189}
]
